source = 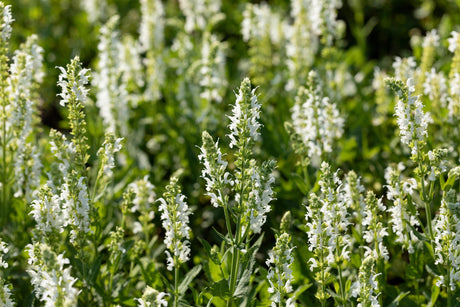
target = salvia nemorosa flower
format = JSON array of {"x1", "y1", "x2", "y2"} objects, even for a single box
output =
[
  {"x1": 386, "y1": 77, "x2": 430, "y2": 158},
  {"x1": 0, "y1": 2, "x2": 12, "y2": 42},
  {"x1": 266, "y1": 232, "x2": 295, "y2": 307},
  {"x1": 363, "y1": 191, "x2": 389, "y2": 261},
  {"x1": 159, "y1": 177, "x2": 192, "y2": 271},
  {"x1": 97, "y1": 132, "x2": 123, "y2": 179},
  {"x1": 350, "y1": 255, "x2": 381, "y2": 307},
  {"x1": 137, "y1": 286, "x2": 169, "y2": 307},
  {"x1": 385, "y1": 164, "x2": 419, "y2": 253},
  {"x1": 198, "y1": 131, "x2": 232, "y2": 208},
  {"x1": 0, "y1": 239, "x2": 14, "y2": 306},
  {"x1": 26, "y1": 243, "x2": 79, "y2": 306},
  {"x1": 290, "y1": 71, "x2": 344, "y2": 166},
  {"x1": 139, "y1": 0, "x2": 164, "y2": 53},
  {"x1": 178, "y1": 0, "x2": 221, "y2": 33},
  {"x1": 94, "y1": 16, "x2": 129, "y2": 136},
  {"x1": 433, "y1": 190, "x2": 460, "y2": 291}
]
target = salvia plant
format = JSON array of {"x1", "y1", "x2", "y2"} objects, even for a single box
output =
[{"x1": 1, "y1": 0, "x2": 460, "y2": 306}]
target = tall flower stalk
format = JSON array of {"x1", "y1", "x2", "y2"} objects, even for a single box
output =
[
  {"x1": 266, "y1": 232, "x2": 295, "y2": 307},
  {"x1": 158, "y1": 177, "x2": 192, "y2": 307},
  {"x1": 199, "y1": 78, "x2": 275, "y2": 306},
  {"x1": 305, "y1": 162, "x2": 351, "y2": 306}
]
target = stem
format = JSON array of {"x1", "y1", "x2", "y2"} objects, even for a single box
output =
[
  {"x1": 1, "y1": 100, "x2": 8, "y2": 227},
  {"x1": 228, "y1": 218, "x2": 241, "y2": 307},
  {"x1": 320, "y1": 244, "x2": 326, "y2": 307},
  {"x1": 174, "y1": 263, "x2": 179, "y2": 307},
  {"x1": 337, "y1": 264, "x2": 346, "y2": 306}
]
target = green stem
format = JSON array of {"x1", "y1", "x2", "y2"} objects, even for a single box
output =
[
  {"x1": 174, "y1": 263, "x2": 179, "y2": 307},
  {"x1": 228, "y1": 219, "x2": 241, "y2": 307},
  {"x1": 1, "y1": 101, "x2": 8, "y2": 227}
]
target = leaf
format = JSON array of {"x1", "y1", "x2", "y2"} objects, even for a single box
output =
[
  {"x1": 209, "y1": 279, "x2": 231, "y2": 300},
  {"x1": 89, "y1": 254, "x2": 103, "y2": 285},
  {"x1": 442, "y1": 173, "x2": 456, "y2": 191},
  {"x1": 199, "y1": 237, "x2": 220, "y2": 265},
  {"x1": 179, "y1": 265, "x2": 202, "y2": 295},
  {"x1": 388, "y1": 291, "x2": 410, "y2": 307},
  {"x1": 212, "y1": 227, "x2": 231, "y2": 245},
  {"x1": 233, "y1": 262, "x2": 253, "y2": 297},
  {"x1": 291, "y1": 173, "x2": 309, "y2": 195},
  {"x1": 292, "y1": 284, "x2": 312, "y2": 300},
  {"x1": 427, "y1": 283, "x2": 440, "y2": 307}
]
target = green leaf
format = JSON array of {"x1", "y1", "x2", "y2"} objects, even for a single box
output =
[
  {"x1": 179, "y1": 265, "x2": 202, "y2": 295},
  {"x1": 427, "y1": 283, "x2": 440, "y2": 307},
  {"x1": 442, "y1": 173, "x2": 456, "y2": 191},
  {"x1": 209, "y1": 279, "x2": 231, "y2": 299},
  {"x1": 292, "y1": 283, "x2": 312, "y2": 300},
  {"x1": 212, "y1": 227, "x2": 231, "y2": 245},
  {"x1": 388, "y1": 291, "x2": 410, "y2": 307}
]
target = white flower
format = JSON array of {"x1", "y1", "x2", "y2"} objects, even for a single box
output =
[
  {"x1": 94, "y1": 16, "x2": 129, "y2": 136},
  {"x1": 129, "y1": 175, "x2": 156, "y2": 214},
  {"x1": 26, "y1": 243, "x2": 79, "y2": 306},
  {"x1": 393, "y1": 78, "x2": 430, "y2": 157},
  {"x1": 137, "y1": 286, "x2": 168, "y2": 307},
  {"x1": 422, "y1": 29, "x2": 439, "y2": 48},
  {"x1": 423, "y1": 68, "x2": 447, "y2": 105},
  {"x1": 158, "y1": 178, "x2": 192, "y2": 271},
  {"x1": 448, "y1": 31, "x2": 459, "y2": 53},
  {"x1": 392, "y1": 57, "x2": 417, "y2": 82},
  {"x1": 139, "y1": 0, "x2": 164, "y2": 52},
  {"x1": 350, "y1": 255, "x2": 380, "y2": 307},
  {"x1": 385, "y1": 165, "x2": 419, "y2": 253},
  {"x1": 433, "y1": 191, "x2": 460, "y2": 290},
  {"x1": 290, "y1": 71, "x2": 344, "y2": 166},
  {"x1": 0, "y1": 4, "x2": 13, "y2": 42},
  {"x1": 266, "y1": 233, "x2": 295, "y2": 305},
  {"x1": 178, "y1": 0, "x2": 221, "y2": 33},
  {"x1": 228, "y1": 78, "x2": 261, "y2": 149},
  {"x1": 198, "y1": 132, "x2": 232, "y2": 208},
  {"x1": 246, "y1": 161, "x2": 275, "y2": 234}
]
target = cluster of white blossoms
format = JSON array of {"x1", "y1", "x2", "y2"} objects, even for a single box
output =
[
  {"x1": 387, "y1": 78, "x2": 430, "y2": 157},
  {"x1": 385, "y1": 164, "x2": 419, "y2": 253},
  {"x1": 433, "y1": 190, "x2": 460, "y2": 291},
  {"x1": 350, "y1": 255, "x2": 381, "y2": 307},
  {"x1": 26, "y1": 243, "x2": 79, "y2": 306},
  {"x1": 140, "y1": 0, "x2": 165, "y2": 104},
  {"x1": 94, "y1": 16, "x2": 130, "y2": 136},
  {"x1": 97, "y1": 132, "x2": 123, "y2": 178},
  {"x1": 228, "y1": 78, "x2": 262, "y2": 149},
  {"x1": 178, "y1": 0, "x2": 221, "y2": 33},
  {"x1": 241, "y1": 3, "x2": 287, "y2": 45},
  {"x1": 0, "y1": 2, "x2": 12, "y2": 41},
  {"x1": 423, "y1": 68, "x2": 447, "y2": 105},
  {"x1": 8, "y1": 36, "x2": 43, "y2": 201},
  {"x1": 285, "y1": 0, "x2": 343, "y2": 90},
  {"x1": 266, "y1": 232, "x2": 295, "y2": 307},
  {"x1": 129, "y1": 175, "x2": 156, "y2": 214},
  {"x1": 198, "y1": 131, "x2": 232, "y2": 208},
  {"x1": 245, "y1": 160, "x2": 276, "y2": 234},
  {"x1": 306, "y1": 162, "x2": 351, "y2": 266},
  {"x1": 198, "y1": 33, "x2": 227, "y2": 104},
  {"x1": 0, "y1": 239, "x2": 14, "y2": 306},
  {"x1": 447, "y1": 31, "x2": 460, "y2": 121},
  {"x1": 137, "y1": 286, "x2": 168, "y2": 307},
  {"x1": 139, "y1": 0, "x2": 164, "y2": 53},
  {"x1": 290, "y1": 71, "x2": 344, "y2": 166},
  {"x1": 392, "y1": 57, "x2": 417, "y2": 82},
  {"x1": 362, "y1": 192, "x2": 389, "y2": 261},
  {"x1": 159, "y1": 177, "x2": 192, "y2": 271}
]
